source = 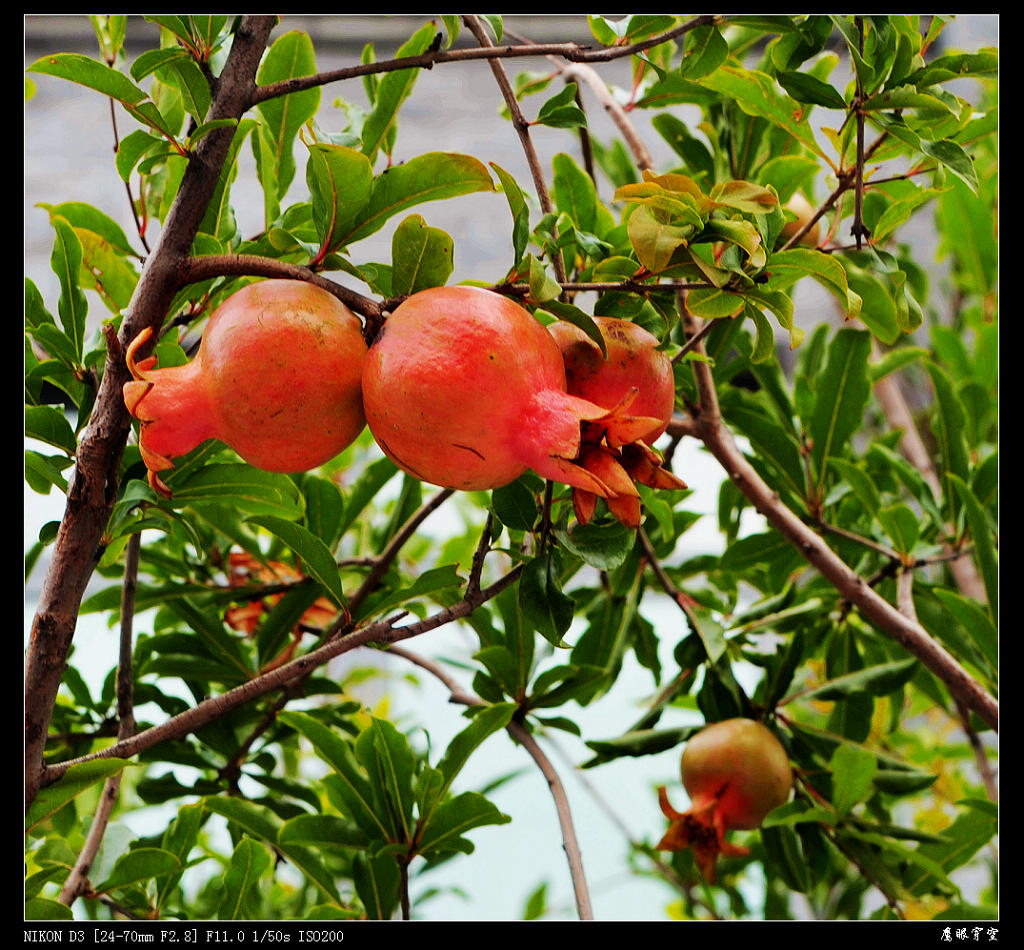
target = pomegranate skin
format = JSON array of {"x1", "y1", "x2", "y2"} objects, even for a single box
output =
[
  {"x1": 548, "y1": 316, "x2": 686, "y2": 527},
  {"x1": 657, "y1": 718, "x2": 792, "y2": 881},
  {"x1": 681, "y1": 718, "x2": 792, "y2": 830},
  {"x1": 124, "y1": 279, "x2": 368, "y2": 496},
  {"x1": 548, "y1": 316, "x2": 676, "y2": 446},
  {"x1": 361, "y1": 285, "x2": 614, "y2": 496}
]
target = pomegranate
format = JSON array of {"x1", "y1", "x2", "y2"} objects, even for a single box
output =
[
  {"x1": 124, "y1": 279, "x2": 368, "y2": 496},
  {"x1": 657, "y1": 717, "x2": 792, "y2": 882},
  {"x1": 548, "y1": 316, "x2": 687, "y2": 527},
  {"x1": 779, "y1": 192, "x2": 822, "y2": 247},
  {"x1": 548, "y1": 316, "x2": 676, "y2": 447},
  {"x1": 360, "y1": 285, "x2": 623, "y2": 497}
]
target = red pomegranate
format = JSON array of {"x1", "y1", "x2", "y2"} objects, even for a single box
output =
[
  {"x1": 657, "y1": 718, "x2": 792, "y2": 882},
  {"x1": 360, "y1": 285, "x2": 620, "y2": 497},
  {"x1": 548, "y1": 316, "x2": 687, "y2": 527},
  {"x1": 124, "y1": 279, "x2": 368, "y2": 496},
  {"x1": 548, "y1": 316, "x2": 676, "y2": 446}
]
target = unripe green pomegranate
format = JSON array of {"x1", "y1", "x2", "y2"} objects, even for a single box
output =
[{"x1": 657, "y1": 718, "x2": 792, "y2": 881}]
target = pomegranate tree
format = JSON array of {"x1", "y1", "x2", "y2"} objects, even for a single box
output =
[
  {"x1": 123, "y1": 279, "x2": 368, "y2": 496},
  {"x1": 360, "y1": 285, "x2": 623, "y2": 498},
  {"x1": 657, "y1": 718, "x2": 793, "y2": 882},
  {"x1": 548, "y1": 316, "x2": 687, "y2": 526}
]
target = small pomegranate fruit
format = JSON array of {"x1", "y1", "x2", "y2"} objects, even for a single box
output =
[
  {"x1": 548, "y1": 316, "x2": 687, "y2": 527},
  {"x1": 361, "y1": 285, "x2": 624, "y2": 497},
  {"x1": 548, "y1": 316, "x2": 676, "y2": 446},
  {"x1": 779, "y1": 192, "x2": 822, "y2": 247},
  {"x1": 657, "y1": 718, "x2": 792, "y2": 882},
  {"x1": 124, "y1": 280, "x2": 368, "y2": 496}
]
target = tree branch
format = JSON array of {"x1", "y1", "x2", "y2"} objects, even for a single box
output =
[
  {"x1": 25, "y1": 15, "x2": 281, "y2": 810},
  {"x1": 386, "y1": 646, "x2": 594, "y2": 921},
  {"x1": 685, "y1": 316, "x2": 998, "y2": 731}
]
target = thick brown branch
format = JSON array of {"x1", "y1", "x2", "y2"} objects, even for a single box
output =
[
  {"x1": 686, "y1": 319, "x2": 997, "y2": 731},
  {"x1": 25, "y1": 15, "x2": 281, "y2": 810}
]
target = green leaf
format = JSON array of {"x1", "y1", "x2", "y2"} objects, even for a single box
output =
[
  {"x1": 552, "y1": 152, "x2": 599, "y2": 234},
  {"x1": 217, "y1": 837, "x2": 272, "y2": 921},
  {"x1": 554, "y1": 519, "x2": 637, "y2": 572},
  {"x1": 776, "y1": 69, "x2": 847, "y2": 109},
  {"x1": 432, "y1": 703, "x2": 516, "y2": 806},
  {"x1": 924, "y1": 361, "x2": 971, "y2": 521},
  {"x1": 202, "y1": 796, "x2": 343, "y2": 905},
  {"x1": 490, "y1": 162, "x2": 530, "y2": 268},
  {"x1": 830, "y1": 743, "x2": 877, "y2": 816},
  {"x1": 876, "y1": 503, "x2": 920, "y2": 555},
  {"x1": 535, "y1": 82, "x2": 587, "y2": 129},
  {"x1": 766, "y1": 248, "x2": 862, "y2": 320},
  {"x1": 518, "y1": 549, "x2": 575, "y2": 648},
  {"x1": 932, "y1": 587, "x2": 997, "y2": 675},
  {"x1": 359, "y1": 563, "x2": 465, "y2": 620},
  {"x1": 279, "y1": 814, "x2": 370, "y2": 851},
  {"x1": 26, "y1": 760, "x2": 132, "y2": 833},
  {"x1": 801, "y1": 657, "x2": 919, "y2": 702},
  {"x1": 491, "y1": 479, "x2": 539, "y2": 532},
  {"x1": 809, "y1": 329, "x2": 872, "y2": 493},
  {"x1": 339, "y1": 152, "x2": 494, "y2": 248},
  {"x1": 360, "y1": 22, "x2": 438, "y2": 162},
  {"x1": 49, "y1": 218, "x2": 88, "y2": 364},
  {"x1": 305, "y1": 142, "x2": 374, "y2": 256},
  {"x1": 948, "y1": 475, "x2": 998, "y2": 619},
  {"x1": 416, "y1": 791, "x2": 512, "y2": 856},
  {"x1": 279, "y1": 711, "x2": 391, "y2": 843},
  {"x1": 254, "y1": 30, "x2": 321, "y2": 220},
  {"x1": 95, "y1": 848, "x2": 182, "y2": 895},
  {"x1": 698, "y1": 64, "x2": 829, "y2": 161},
  {"x1": 679, "y1": 24, "x2": 729, "y2": 80},
  {"x1": 167, "y1": 463, "x2": 305, "y2": 520},
  {"x1": 762, "y1": 823, "x2": 812, "y2": 892},
  {"x1": 584, "y1": 725, "x2": 696, "y2": 762},
  {"x1": 25, "y1": 405, "x2": 77, "y2": 455},
  {"x1": 903, "y1": 50, "x2": 998, "y2": 88},
  {"x1": 907, "y1": 800, "x2": 997, "y2": 896},
  {"x1": 389, "y1": 214, "x2": 454, "y2": 295},
  {"x1": 727, "y1": 404, "x2": 806, "y2": 498},
  {"x1": 352, "y1": 850, "x2": 400, "y2": 920},
  {"x1": 27, "y1": 51, "x2": 179, "y2": 141},
  {"x1": 354, "y1": 719, "x2": 417, "y2": 842},
  {"x1": 247, "y1": 515, "x2": 346, "y2": 609}
]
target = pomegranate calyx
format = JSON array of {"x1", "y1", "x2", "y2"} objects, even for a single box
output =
[{"x1": 656, "y1": 785, "x2": 750, "y2": 883}]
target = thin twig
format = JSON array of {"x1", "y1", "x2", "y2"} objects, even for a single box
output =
[
  {"x1": 59, "y1": 532, "x2": 141, "y2": 905},
  {"x1": 463, "y1": 15, "x2": 566, "y2": 285},
  {"x1": 40, "y1": 564, "x2": 525, "y2": 788},
  {"x1": 249, "y1": 16, "x2": 725, "y2": 108},
  {"x1": 385, "y1": 645, "x2": 594, "y2": 921}
]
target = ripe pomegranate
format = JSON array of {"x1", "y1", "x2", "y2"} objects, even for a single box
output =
[
  {"x1": 124, "y1": 279, "x2": 367, "y2": 497},
  {"x1": 548, "y1": 316, "x2": 676, "y2": 446},
  {"x1": 360, "y1": 285, "x2": 620, "y2": 497},
  {"x1": 657, "y1": 717, "x2": 792, "y2": 882},
  {"x1": 548, "y1": 316, "x2": 687, "y2": 527}
]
